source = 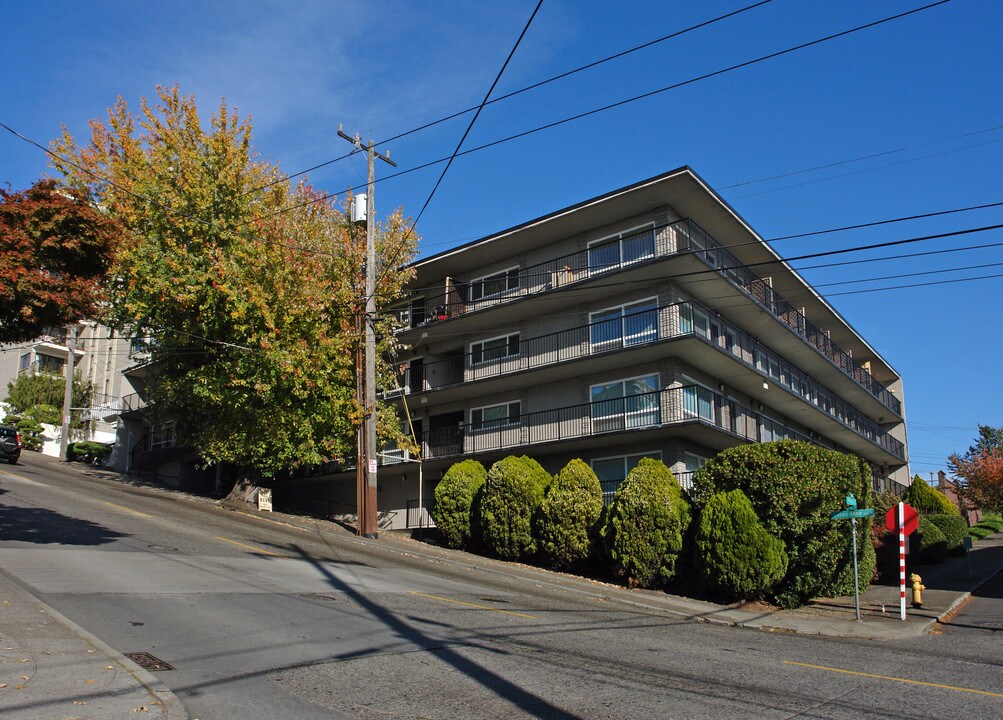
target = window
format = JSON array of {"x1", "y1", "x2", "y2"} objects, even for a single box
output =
[
  {"x1": 470, "y1": 333, "x2": 520, "y2": 365},
  {"x1": 471, "y1": 401, "x2": 521, "y2": 432},
  {"x1": 682, "y1": 383, "x2": 715, "y2": 422},
  {"x1": 36, "y1": 354, "x2": 65, "y2": 374},
  {"x1": 589, "y1": 299, "x2": 657, "y2": 350},
  {"x1": 587, "y1": 225, "x2": 655, "y2": 274},
  {"x1": 679, "y1": 303, "x2": 710, "y2": 339},
  {"x1": 129, "y1": 337, "x2": 148, "y2": 357},
  {"x1": 760, "y1": 416, "x2": 784, "y2": 442},
  {"x1": 591, "y1": 374, "x2": 659, "y2": 432},
  {"x1": 19, "y1": 353, "x2": 30, "y2": 372},
  {"x1": 469, "y1": 267, "x2": 519, "y2": 302},
  {"x1": 592, "y1": 451, "x2": 662, "y2": 501}
]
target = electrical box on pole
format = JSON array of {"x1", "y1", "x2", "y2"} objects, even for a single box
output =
[{"x1": 351, "y1": 193, "x2": 367, "y2": 224}]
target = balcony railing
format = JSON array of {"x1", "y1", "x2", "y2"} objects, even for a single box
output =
[
  {"x1": 396, "y1": 301, "x2": 905, "y2": 461},
  {"x1": 386, "y1": 384, "x2": 826, "y2": 466},
  {"x1": 395, "y1": 217, "x2": 901, "y2": 416}
]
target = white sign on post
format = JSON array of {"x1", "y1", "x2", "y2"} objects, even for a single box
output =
[
  {"x1": 258, "y1": 487, "x2": 273, "y2": 512},
  {"x1": 368, "y1": 459, "x2": 378, "y2": 475}
]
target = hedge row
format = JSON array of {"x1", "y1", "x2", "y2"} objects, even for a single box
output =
[{"x1": 432, "y1": 440, "x2": 877, "y2": 607}]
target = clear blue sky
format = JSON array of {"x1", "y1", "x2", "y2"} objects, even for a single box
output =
[{"x1": 3, "y1": 0, "x2": 1000, "y2": 480}]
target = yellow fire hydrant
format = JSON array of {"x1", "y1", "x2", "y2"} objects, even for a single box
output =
[{"x1": 910, "y1": 573, "x2": 925, "y2": 608}]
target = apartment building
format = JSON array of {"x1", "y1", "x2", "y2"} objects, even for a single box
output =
[{"x1": 340, "y1": 166, "x2": 907, "y2": 531}]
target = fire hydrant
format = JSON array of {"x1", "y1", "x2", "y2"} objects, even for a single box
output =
[{"x1": 910, "y1": 573, "x2": 925, "y2": 608}]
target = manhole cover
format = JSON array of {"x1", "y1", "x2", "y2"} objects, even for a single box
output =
[{"x1": 125, "y1": 652, "x2": 175, "y2": 671}]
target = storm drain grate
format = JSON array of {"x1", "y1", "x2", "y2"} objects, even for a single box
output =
[{"x1": 125, "y1": 652, "x2": 175, "y2": 671}]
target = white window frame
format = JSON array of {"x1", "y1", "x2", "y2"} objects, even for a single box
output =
[
  {"x1": 589, "y1": 297, "x2": 658, "y2": 350},
  {"x1": 587, "y1": 222, "x2": 656, "y2": 274},
  {"x1": 470, "y1": 332, "x2": 520, "y2": 366},
  {"x1": 590, "y1": 373, "x2": 660, "y2": 431},
  {"x1": 591, "y1": 451, "x2": 663, "y2": 500},
  {"x1": 469, "y1": 266, "x2": 520, "y2": 302},
  {"x1": 681, "y1": 377, "x2": 716, "y2": 422},
  {"x1": 470, "y1": 401, "x2": 521, "y2": 432}
]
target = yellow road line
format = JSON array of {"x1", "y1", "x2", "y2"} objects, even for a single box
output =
[
  {"x1": 215, "y1": 536, "x2": 286, "y2": 557},
  {"x1": 784, "y1": 661, "x2": 1003, "y2": 698},
  {"x1": 410, "y1": 591, "x2": 537, "y2": 619},
  {"x1": 104, "y1": 502, "x2": 153, "y2": 518}
]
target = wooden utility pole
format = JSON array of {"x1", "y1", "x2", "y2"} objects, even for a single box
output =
[
  {"x1": 338, "y1": 124, "x2": 396, "y2": 539},
  {"x1": 59, "y1": 324, "x2": 77, "y2": 460}
]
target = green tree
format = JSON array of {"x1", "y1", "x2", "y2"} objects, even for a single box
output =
[
  {"x1": 50, "y1": 86, "x2": 417, "y2": 475},
  {"x1": 535, "y1": 459, "x2": 604, "y2": 571},
  {"x1": 5, "y1": 371, "x2": 91, "y2": 429},
  {"x1": 601, "y1": 457, "x2": 690, "y2": 589},
  {"x1": 477, "y1": 456, "x2": 550, "y2": 560},
  {"x1": 694, "y1": 489, "x2": 788, "y2": 601},
  {"x1": 904, "y1": 475, "x2": 960, "y2": 516},
  {"x1": 692, "y1": 441, "x2": 874, "y2": 608},
  {"x1": 432, "y1": 459, "x2": 487, "y2": 549},
  {"x1": 0, "y1": 179, "x2": 123, "y2": 343}
]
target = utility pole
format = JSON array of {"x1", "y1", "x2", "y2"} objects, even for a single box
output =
[
  {"x1": 338, "y1": 124, "x2": 396, "y2": 539},
  {"x1": 59, "y1": 324, "x2": 77, "y2": 460}
]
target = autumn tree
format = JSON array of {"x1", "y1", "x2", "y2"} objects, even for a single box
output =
[
  {"x1": 50, "y1": 85, "x2": 417, "y2": 475},
  {"x1": 948, "y1": 425, "x2": 1003, "y2": 512},
  {"x1": 0, "y1": 179, "x2": 123, "y2": 343}
]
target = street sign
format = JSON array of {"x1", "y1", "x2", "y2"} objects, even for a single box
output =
[
  {"x1": 885, "y1": 502, "x2": 918, "y2": 535},
  {"x1": 831, "y1": 508, "x2": 875, "y2": 520}
]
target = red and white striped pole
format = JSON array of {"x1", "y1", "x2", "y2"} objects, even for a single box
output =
[{"x1": 898, "y1": 501, "x2": 906, "y2": 621}]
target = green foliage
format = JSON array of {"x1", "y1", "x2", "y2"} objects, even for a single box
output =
[
  {"x1": 915, "y1": 515, "x2": 948, "y2": 564},
  {"x1": 968, "y1": 525, "x2": 993, "y2": 540},
  {"x1": 51, "y1": 85, "x2": 418, "y2": 476},
  {"x1": 694, "y1": 489, "x2": 788, "y2": 601},
  {"x1": 0, "y1": 179, "x2": 123, "y2": 343},
  {"x1": 8, "y1": 415, "x2": 43, "y2": 451},
  {"x1": 975, "y1": 514, "x2": 1002, "y2": 533},
  {"x1": 5, "y1": 371, "x2": 91, "y2": 429},
  {"x1": 68, "y1": 441, "x2": 112, "y2": 464},
  {"x1": 924, "y1": 514, "x2": 967, "y2": 555},
  {"x1": 904, "y1": 476, "x2": 959, "y2": 516},
  {"x1": 692, "y1": 441, "x2": 875, "y2": 608},
  {"x1": 477, "y1": 456, "x2": 550, "y2": 560},
  {"x1": 431, "y1": 460, "x2": 487, "y2": 549},
  {"x1": 535, "y1": 459, "x2": 604, "y2": 571},
  {"x1": 600, "y1": 458, "x2": 690, "y2": 589}
]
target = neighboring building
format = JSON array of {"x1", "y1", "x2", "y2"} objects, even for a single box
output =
[
  {"x1": 303, "y1": 167, "x2": 909, "y2": 531},
  {"x1": 936, "y1": 470, "x2": 981, "y2": 526},
  {"x1": 0, "y1": 322, "x2": 133, "y2": 454}
]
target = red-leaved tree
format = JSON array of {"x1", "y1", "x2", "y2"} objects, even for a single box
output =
[
  {"x1": 0, "y1": 179, "x2": 123, "y2": 343},
  {"x1": 948, "y1": 425, "x2": 1003, "y2": 512}
]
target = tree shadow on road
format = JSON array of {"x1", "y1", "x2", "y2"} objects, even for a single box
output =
[{"x1": 0, "y1": 502, "x2": 127, "y2": 545}]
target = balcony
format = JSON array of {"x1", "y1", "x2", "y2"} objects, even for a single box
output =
[
  {"x1": 396, "y1": 217, "x2": 901, "y2": 417},
  {"x1": 389, "y1": 384, "x2": 820, "y2": 466},
  {"x1": 395, "y1": 301, "x2": 905, "y2": 461}
]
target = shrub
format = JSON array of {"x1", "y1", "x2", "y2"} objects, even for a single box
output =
[
  {"x1": 601, "y1": 458, "x2": 690, "y2": 589},
  {"x1": 68, "y1": 441, "x2": 112, "y2": 463},
  {"x1": 10, "y1": 416, "x2": 44, "y2": 451},
  {"x1": 978, "y1": 514, "x2": 1003, "y2": 533},
  {"x1": 915, "y1": 516, "x2": 948, "y2": 564},
  {"x1": 535, "y1": 459, "x2": 604, "y2": 571},
  {"x1": 924, "y1": 514, "x2": 967, "y2": 555},
  {"x1": 431, "y1": 460, "x2": 487, "y2": 549},
  {"x1": 692, "y1": 440, "x2": 875, "y2": 608},
  {"x1": 694, "y1": 489, "x2": 788, "y2": 601},
  {"x1": 904, "y1": 475, "x2": 960, "y2": 516},
  {"x1": 478, "y1": 456, "x2": 550, "y2": 560},
  {"x1": 968, "y1": 525, "x2": 993, "y2": 540}
]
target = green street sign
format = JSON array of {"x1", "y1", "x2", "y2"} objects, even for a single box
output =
[{"x1": 831, "y1": 508, "x2": 875, "y2": 520}]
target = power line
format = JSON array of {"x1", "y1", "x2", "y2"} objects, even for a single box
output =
[
  {"x1": 242, "y1": 1, "x2": 952, "y2": 228},
  {"x1": 244, "y1": 0, "x2": 776, "y2": 196}
]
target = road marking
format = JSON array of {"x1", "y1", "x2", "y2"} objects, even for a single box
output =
[
  {"x1": 104, "y1": 502, "x2": 153, "y2": 518},
  {"x1": 215, "y1": 536, "x2": 286, "y2": 557},
  {"x1": 784, "y1": 661, "x2": 1003, "y2": 698},
  {"x1": 410, "y1": 591, "x2": 537, "y2": 619}
]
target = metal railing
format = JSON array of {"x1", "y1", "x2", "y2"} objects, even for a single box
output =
[
  {"x1": 393, "y1": 217, "x2": 900, "y2": 416},
  {"x1": 398, "y1": 301, "x2": 904, "y2": 460}
]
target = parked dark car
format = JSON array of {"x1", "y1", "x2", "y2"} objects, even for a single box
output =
[{"x1": 0, "y1": 425, "x2": 22, "y2": 465}]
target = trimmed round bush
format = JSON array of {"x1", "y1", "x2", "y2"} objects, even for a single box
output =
[
  {"x1": 692, "y1": 440, "x2": 875, "y2": 608},
  {"x1": 431, "y1": 460, "x2": 486, "y2": 549},
  {"x1": 601, "y1": 457, "x2": 690, "y2": 589},
  {"x1": 904, "y1": 476, "x2": 960, "y2": 516},
  {"x1": 535, "y1": 459, "x2": 603, "y2": 571},
  {"x1": 478, "y1": 456, "x2": 550, "y2": 560},
  {"x1": 924, "y1": 513, "x2": 967, "y2": 555},
  {"x1": 968, "y1": 525, "x2": 993, "y2": 540},
  {"x1": 916, "y1": 515, "x2": 948, "y2": 564},
  {"x1": 695, "y1": 489, "x2": 788, "y2": 601}
]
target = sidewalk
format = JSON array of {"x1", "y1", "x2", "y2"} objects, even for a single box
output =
[{"x1": 0, "y1": 570, "x2": 189, "y2": 720}]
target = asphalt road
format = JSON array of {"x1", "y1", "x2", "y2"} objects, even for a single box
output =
[{"x1": 1, "y1": 455, "x2": 1000, "y2": 719}]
